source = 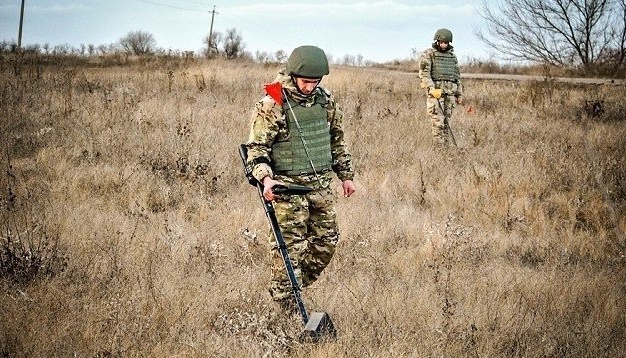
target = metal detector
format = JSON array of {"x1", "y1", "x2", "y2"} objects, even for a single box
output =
[{"x1": 238, "y1": 144, "x2": 337, "y2": 343}]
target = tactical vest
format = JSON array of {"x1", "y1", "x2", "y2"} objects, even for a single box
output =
[
  {"x1": 431, "y1": 50, "x2": 460, "y2": 82},
  {"x1": 271, "y1": 94, "x2": 333, "y2": 176}
]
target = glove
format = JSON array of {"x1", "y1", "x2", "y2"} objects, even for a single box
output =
[{"x1": 429, "y1": 87, "x2": 442, "y2": 99}]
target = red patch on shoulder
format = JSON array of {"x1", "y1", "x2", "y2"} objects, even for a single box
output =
[{"x1": 264, "y1": 82, "x2": 283, "y2": 106}]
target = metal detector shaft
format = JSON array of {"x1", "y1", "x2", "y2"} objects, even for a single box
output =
[
  {"x1": 238, "y1": 144, "x2": 309, "y2": 324},
  {"x1": 258, "y1": 186, "x2": 310, "y2": 324}
]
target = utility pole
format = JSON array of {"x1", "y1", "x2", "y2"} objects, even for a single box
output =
[
  {"x1": 208, "y1": 5, "x2": 218, "y2": 55},
  {"x1": 18, "y1": 0, "x2": 26, "y2": 49}
]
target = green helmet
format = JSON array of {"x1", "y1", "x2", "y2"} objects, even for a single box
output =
[
  {"x1": 286, "y1": 45, "x2": 329, "y2": 78},
  {"x1": 433, "y1": 28, "x2": 453, "y2": 42}
]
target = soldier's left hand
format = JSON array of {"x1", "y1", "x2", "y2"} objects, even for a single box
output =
[
  {"x1": 456, "y1": 96, "x2": 463, "y2": 105},
  {"x1": 342, "y1": 180, "x2": 356, "y2": 198}
]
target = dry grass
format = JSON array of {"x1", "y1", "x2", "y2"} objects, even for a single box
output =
[{"x1": 1, "y1": 56, "x2": 625, "y2": 357}]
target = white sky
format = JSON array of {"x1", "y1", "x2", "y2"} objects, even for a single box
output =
[{"x1": 0, "y1": 0, "x2": 499, "y2": 63}]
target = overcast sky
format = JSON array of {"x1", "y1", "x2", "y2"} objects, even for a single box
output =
[{"x1": 0, "y1": 0, "x2": 499, "y2": 63}]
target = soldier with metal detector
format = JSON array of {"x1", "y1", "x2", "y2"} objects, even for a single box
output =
[
  {"x1": 242, "y1": 45, "x2": 355, "y2": 326},
  {"x1": 418, "y1": 28, "x2": 464, "y2": 147}
]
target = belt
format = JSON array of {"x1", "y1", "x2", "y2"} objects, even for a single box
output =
[{"x1": 276, "y1": 168, "x2": 331, "y2": 176}]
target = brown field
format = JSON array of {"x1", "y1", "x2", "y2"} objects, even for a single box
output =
[{"x1": 1, "y1": 56, "x2": 625, "y2": 357}]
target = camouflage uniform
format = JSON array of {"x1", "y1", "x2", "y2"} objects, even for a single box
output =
[
  {"x1": 418, "y1": 30, "x2": 463, "y2": 146},
  {"x1": 245, "y1": 71, "x2": 354, "y2": 304}
]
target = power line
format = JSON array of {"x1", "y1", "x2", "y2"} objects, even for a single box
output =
[
  {"x1": 130, "y1": 0, "x2": 205, "y2": 13},
  {"x1": 219, "y1": 10, "x2": 303, "y2": 49},
  {"x1": 176, "y1": 0, "x2": 212, "y2": 6}
]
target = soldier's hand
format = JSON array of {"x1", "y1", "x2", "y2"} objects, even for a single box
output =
[
  {"x1": 342, "y1": 180, "x2": 356, "y2": 198},
  {"x1": 429, "y1": 87, "x2": 443, "y2": 99},
  {"x1": 456, "y1": 96, "x2": 463, "y2": 105},
  {"x1": 262, "y1": 176, "x2": 284, "y2": 202}
]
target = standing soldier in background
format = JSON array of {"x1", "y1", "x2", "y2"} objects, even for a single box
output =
[
  {"x1": 418, "y1": 28, "x2": 464, "y2": 147},
  {"x1": 245, "y1": 45, "x2": 356, "y2": 313}
]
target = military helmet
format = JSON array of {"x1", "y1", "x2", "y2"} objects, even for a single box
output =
[
  {"x1": 433, "y1": 28, "x2": 453, "y2": 42},
  {"x1": 286, "y1": 45, "x2": 330, "y2": 78}
]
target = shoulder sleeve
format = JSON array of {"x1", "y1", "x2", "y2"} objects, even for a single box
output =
[
  {"x1": 418, "y1": 49, "x2": 435, "y2": 88},
  {"x1": 245, "y1": 95, "x2": 284, "y2": 181},
  {"x1": 325, "y1": 92, "x2": 354, "y2": 181}
]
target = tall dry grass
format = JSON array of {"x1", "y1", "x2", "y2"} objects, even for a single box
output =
[{"x1": 1, "y1": 56, "x2": 625, "y2": 357}]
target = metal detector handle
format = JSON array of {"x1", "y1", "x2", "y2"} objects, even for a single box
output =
[
  {"x1": 238, "y1": 144, "x2": 257, "y2": 186},
  {"x1": 238, "y1": 144, "x2": 313, "y2": 195},
  {"x1": 238, "y1": 144, "x2": 310, "y2": 324},
  {"x1": 273, "y1": 184, "x2": 313, "y2": 196}
]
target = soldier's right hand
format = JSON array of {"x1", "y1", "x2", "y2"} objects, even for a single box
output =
[
  {"x1": 429, "y1": 87, "x2": 443, "y2": 99},
  {"x1": 262, "y1": 176, "x2": 284, "y2": 202}
]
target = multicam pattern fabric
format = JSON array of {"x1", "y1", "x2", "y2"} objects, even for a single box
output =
[
  {"x1": 419, "y1": 45, "x2": 464, "y2": 146},
  {"x1": 427, "y1": 96, "x2": 456, "y2": 145},
  {"x1": 246, "y1": 71, "x2": 353, "y2": 182},
  {"x1": 245, "y1": 70, "x2": 354, "y2": 303},
  {"x1": 268, "y1": 182, "x2": 338, "y2": 301}
]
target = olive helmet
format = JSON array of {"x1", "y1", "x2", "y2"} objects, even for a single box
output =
[
  {"x1": 286, "y1": 45, "x2": 330, "y2": 78},
  {"x1": 433, "y1": 28, "x2": 453, "y2": 43}
]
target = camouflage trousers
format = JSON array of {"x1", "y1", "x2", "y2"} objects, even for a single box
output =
[
  {"x1": 426, "y1": 95, "x2": 456, "y2": 146},
  {"x1": 268, "y1": 185, "x2": 339, "y2": 302}
]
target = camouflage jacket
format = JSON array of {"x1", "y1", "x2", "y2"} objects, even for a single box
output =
[
  {"x1": 418, "y1": 45, "x2": 463, "y2": 98},
  {"x1": 245, "y1": 71, "x2": 354, "y2": 187}
]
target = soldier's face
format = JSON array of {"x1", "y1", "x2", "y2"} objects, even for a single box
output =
[
  {"x1": 295, "y1": 77, "x2": 321, "y2": 95},
  {"x1": 438, "y1": 41, "x2": 449, "y2": 50}
]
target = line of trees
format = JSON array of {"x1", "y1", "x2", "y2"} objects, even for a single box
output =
[
  {"x1": 1, "y1": 27, "x2": 369, "y2": 66},
  {"x1": 2, "y1": 31, "x2": 174, "y2": 57},
  {"x1": 0, "y1": 28, "x2": 249, "y2": 60}
]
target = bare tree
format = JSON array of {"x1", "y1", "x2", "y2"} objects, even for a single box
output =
[
  {"x1": 223, "y1": 28, "x2": 244, "y2": 59},
  {"x1": 203, "y1": 32, "x2": 222, "y2": 58},
  {"x1": 255, "y1": 50, "x2": 272, "y2": 63},
  {"x1": 356, "y1": 54, "x2": 364, "y2": 66},
  {"x1": 275, "y1": 49, "x2": 287, "y2": 63},
  {"x1": 118, "y1": 30, "x2": 157, "y2": 56},
  {"x1": 342, "y1": 54, "x2": 356, "y2": 66},
  {"x1": 97, "y1": 44, "x2": 109, "y2": 55},
  {"x1": 53, "y1": 44, "x2": 71, "y2": 55},
  {"x1": 609, "y1": 0, "x2": 626, "y2": 66},
  {"x1": 476, "y1": 0, "x2": 626, "y2": 70},
  {"x1": 0, "y1": 41, "x2": 12, "y2": 53}
]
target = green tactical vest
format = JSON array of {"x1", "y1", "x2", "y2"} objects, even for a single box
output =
[
  {"x1": 271, "y1": 95, "x2": 333, "y2": 176},
  {"x1": 431, "y1": 50, "x2": 460, "y2": 82}
]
